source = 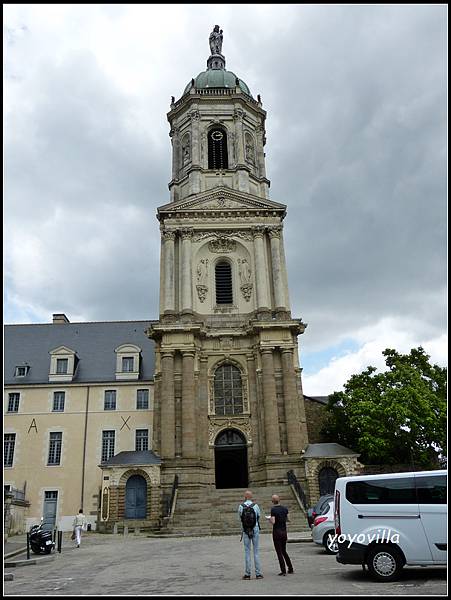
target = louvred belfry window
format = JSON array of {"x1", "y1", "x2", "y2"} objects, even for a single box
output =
[
  {"x1": 208, "y1": 128, "x2": 228, "y2": 169},
  {"x1": 215, "y1": 261, "x2": 233, "y2": 304}
]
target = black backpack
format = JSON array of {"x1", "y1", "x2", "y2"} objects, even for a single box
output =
[{"x1": 241, "y1": 502, "x2": 258, "y2": 538}]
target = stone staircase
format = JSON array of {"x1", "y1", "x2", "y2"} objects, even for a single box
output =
[{"x1": 162, "y1": 485, "x2": 310, "y2": 537}]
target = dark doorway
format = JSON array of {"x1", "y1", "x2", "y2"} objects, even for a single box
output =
[
  {"x1": 318, "y1": 467, "x2": 339, "y2": 496},
  {"x1": 215, "y1": 429, "x2": 248, "y2": 489},
  {"x1": 125, "y1": 475, "x2": 147, "y2": 519}
]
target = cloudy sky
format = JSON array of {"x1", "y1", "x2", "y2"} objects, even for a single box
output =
[{"x1": 4, "y1": 4, "x2": 447, "y2": 395}]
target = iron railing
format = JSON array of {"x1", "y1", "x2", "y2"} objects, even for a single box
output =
[
  {"x1": 165, "y1": 474, "x2": 179, "y2": 518},
  {"x1": 287, "y1": 470, "x2": 308, "y2": 512}
]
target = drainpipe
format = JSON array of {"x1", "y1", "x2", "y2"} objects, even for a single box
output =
[{"x1": 81, "y1": 386, "x2": 90, "y2": 509}]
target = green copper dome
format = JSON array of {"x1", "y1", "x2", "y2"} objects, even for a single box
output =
[{"x1": 183, "y1": 69, "x2": 252, "y2": 97}]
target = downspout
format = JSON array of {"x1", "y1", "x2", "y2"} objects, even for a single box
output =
[{"x1": 81, "y1": 385, "x2": 90, "y2": 509}]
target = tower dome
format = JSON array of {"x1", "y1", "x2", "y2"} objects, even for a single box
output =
[{"x1": 182, "y1": 25, "x2": 252, "y2": 97}]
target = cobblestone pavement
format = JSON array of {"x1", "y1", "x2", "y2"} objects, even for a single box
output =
[{"x1": 4, "y1": 533, "x2": 447, "y2": 596}]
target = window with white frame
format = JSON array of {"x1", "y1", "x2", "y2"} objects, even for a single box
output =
[
  {"x1": 135, "y1": 429, "x2": 149, "y2": 452},
  {"x1": 4, "y1": 434, "x2": 16, "y2": 467},
  {"x1": 102, "y1": 431, "x2": 115, "y2": 462},
  {"x1": 48, "y1": 432, "x2": 62, "y2": 465},
  {"x1": 52, "y1": 391, "x2": 65, "y2": 412},
  {"x1": 56, "y1": 358, "x2": 68, "y2": 375},
  {"x1": 122, "y1": 357, "x2": 134, "y2": 373},
  {"x1": 7, "y1": 393, "x2": 20, "y2": 413},
  {"x1": 136, "y1": 389, "x2": 149, "y2": 410},
  {"x1": 104, "y1": 390, "x2": 117, "y2": 410}
]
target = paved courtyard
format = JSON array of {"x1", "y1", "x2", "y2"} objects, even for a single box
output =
[{"x1": 4, "y1": 533, "x2": 447, "y2": 596}]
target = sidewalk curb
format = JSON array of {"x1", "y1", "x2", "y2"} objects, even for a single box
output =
[
  {"x1": 4, "y1": 547, "x2": 28, "y2": 560},
  {"x1": 288, "y1": 538, "x2": 312, "y2": 543},
  {"x1": 4, "y1": 554, "x2": 55, "y2": 568}
]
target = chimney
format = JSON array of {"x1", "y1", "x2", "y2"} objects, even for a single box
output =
[{"x1": 52, "y1": 313, "x2": 70, "y2": 324}]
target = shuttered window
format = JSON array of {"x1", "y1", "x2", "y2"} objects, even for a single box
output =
[
  {"x1": 215, "y1": 261, "x2": 233, "y2": 304},
  {"x1": 208, "y1": 128, "x2": 228, "y2": 169}
]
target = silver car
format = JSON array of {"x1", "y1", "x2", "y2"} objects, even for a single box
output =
[{"x1": 311, "y1": 501, "x2": 338, "y2": 554}]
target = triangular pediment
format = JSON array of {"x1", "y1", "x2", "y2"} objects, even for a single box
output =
[{"x1": 158, "y1": 188, "x2": 286, "y2": 215}]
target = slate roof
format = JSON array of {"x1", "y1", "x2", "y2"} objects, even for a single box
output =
[
  {"x1": 304, "y1": 395, "x2": 330, "y2": 405},
  {"x1": 303, "y1": 443, "x2": 359, "y2": 458},
  {"x1": 101, "y1": 450, "x2": 161, "y2": 466},
  {"x1": 4, "y1": 320, "x2": 156, "y2": 385}
]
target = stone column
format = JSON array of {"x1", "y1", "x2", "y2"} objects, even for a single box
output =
[
  {"x1": 170, "y1": 127, "x2": 179, "y2": 181},
  {"x1": 246, "y1": 353, "x2": 260, "y2": 459},
  {"x1": 260, "y1": 348, "x2": 281, "y2": 455},
  {"x1": 198, "y1": 356, "x2": 209, "y2": 461},
  {"x1": 180, "y1": 229, "x2": 193, "y2": 315},
  {"x1": 281, "y1": 348, "x2": 302, "y2": 454},
  {"x1": 233, "y1": 108, "x2": 245, "y2": 164},
  {"x1": 253, "y1": 228, "x2": 270, "y2": 314},
  {"x1": 160, "y1": 351, "x2": 175, "y2": 458},
  {"x1": 268, "y1": 227, "x2": 286, "y2": 312},
  {"x1": 182, "y1": 350, "x2": 197, "y2": 459},
  {"x1": 255, "y1": 124, "x2": 267, "y2": 179},
  {"x1": 190, "y1": 109, "x2": 200, "y2": 165},
  {"x1": 162, "y1": 231, "x2": 176, "y2": 314},
  {"x1": 279, "y1": 229, "x2": 291, "y2": 313}
]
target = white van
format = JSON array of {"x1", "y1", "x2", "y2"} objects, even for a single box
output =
[{"x1": 334, "y1": 470, "x2": 447, "y2": 581}]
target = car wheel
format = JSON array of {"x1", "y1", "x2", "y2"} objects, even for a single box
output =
[
  {"x1": 323, "y1": 530, "x2": 338, "y2": 554},
  {"x1": 366, "y1": 545, "x2": 404, "y2": 582}
]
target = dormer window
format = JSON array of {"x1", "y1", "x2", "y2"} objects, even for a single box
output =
[
  {"x1": 14, "y1": 366, "x2": 30, "y2": 377},
  {"x1": 49, "y1": 346, "x2": 77, "y2": 383},
  {"x1": 115, "y1": 344, "x2": 141, "y2": 381}
]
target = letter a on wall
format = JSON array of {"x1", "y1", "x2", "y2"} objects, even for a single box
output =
[{"x1": 28, "y1": 418, "x2": 38, "y2": 433}]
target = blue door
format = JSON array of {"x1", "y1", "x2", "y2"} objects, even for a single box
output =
[{"x1": 125, "y1": 475, "x2": 147, "y2": 519}]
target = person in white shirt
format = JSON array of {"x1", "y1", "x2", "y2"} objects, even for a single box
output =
[{"x1": 72, "y1": 509, "x2": 87, "y2": 548}]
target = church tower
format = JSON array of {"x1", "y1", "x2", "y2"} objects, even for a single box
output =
[{"x1": 148, "y1": 27, "x2": 309, "y2": 499}]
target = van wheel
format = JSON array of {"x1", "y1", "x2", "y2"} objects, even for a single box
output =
[
  {"x1": 366, "y1": 546, "x2": 404, "y2": 582},
  {"x1": 323, "y1": 531, "x2": 338, "y2": 554}
]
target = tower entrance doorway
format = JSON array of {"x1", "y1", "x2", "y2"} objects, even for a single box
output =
[{"x1": 214, "y1": 429, "x2": 248, "y2": 489}]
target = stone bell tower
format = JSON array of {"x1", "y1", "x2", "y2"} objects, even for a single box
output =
[{"x1": 148, "y1": 27, "x2": 309, "y2": 498}]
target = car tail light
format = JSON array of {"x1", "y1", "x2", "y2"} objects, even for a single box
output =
[
  {"x1": 313, "y1": 516, "x2": 328, "y2": 526},
  {"x1": 334, "y1": 489, "x2": 341, "y2": 535}
]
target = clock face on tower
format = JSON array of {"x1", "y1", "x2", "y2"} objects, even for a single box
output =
[{"x1": 211, "y1": 130, "x2": 223, "y2": 141}]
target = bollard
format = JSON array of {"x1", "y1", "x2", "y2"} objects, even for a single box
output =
[
  {"x1": 58, "y1": 530, "x2": 62, "y2": 553},
  {"x1": 53, "y1": 528, "x2": 57, "y2": 542},
  {"x1": 123, "y1": 525, "x2": 128, "y2": 536},
  {"x1": 26, "y1": 532, "x2": 30, "y2": 560}
]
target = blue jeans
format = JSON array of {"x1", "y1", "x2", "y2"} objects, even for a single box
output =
[{"x1": 243, "y1": 530, "x2": 262, "y2": 576}]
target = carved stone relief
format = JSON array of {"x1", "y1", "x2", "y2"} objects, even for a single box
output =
[
  {"x1": 208, "y1": 236, "x2": 236, "y2": 253},
  {"x1": 196, "y1": 258, "x2": 209, "y2": 303},
  {"x1": 192, "y1": 230, "x2": 253, "y2": 243},
  {"x1": 208, "y1": 418, "x2": 252, "y2": 447},
  {"x1": 238, "y1": 258, "x2": 253, "y2": 301}
]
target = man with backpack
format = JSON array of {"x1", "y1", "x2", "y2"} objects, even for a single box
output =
[{"x1": 238, "y1": 490, "x2": 263, "y2": 580}]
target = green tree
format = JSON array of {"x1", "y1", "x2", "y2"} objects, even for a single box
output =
[{"x1": 322, "y1": 347, "x2": 447, "y2": 468}]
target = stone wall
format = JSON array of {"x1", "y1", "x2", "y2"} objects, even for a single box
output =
[
  {"x1": 4, "y1": 492, "x2": 30, "y2": 538},
  {"x1": 304, "y1": 397, "x2": 329, "y2": 444}
]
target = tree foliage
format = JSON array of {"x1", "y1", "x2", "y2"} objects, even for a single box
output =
[{"x1": 322, "y1": 347, "x2": 447, "y2": 468}]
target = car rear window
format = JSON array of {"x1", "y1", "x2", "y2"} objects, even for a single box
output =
[{"x1": 415, "y1": 475, "x2": 446, "y2": 504}]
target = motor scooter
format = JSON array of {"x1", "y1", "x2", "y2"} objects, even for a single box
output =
[{"x1": 29, "y1": 517, "x2": 55, "y2": 554}]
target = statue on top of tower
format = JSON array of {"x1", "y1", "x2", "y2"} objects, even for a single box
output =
[{"x1": 209, "y1": 25, "x2": 223, "y2": 55}]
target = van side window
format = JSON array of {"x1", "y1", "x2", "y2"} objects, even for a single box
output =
[
  {"x1": 415, "y1": 475, "x2": 447, "y2": 504},
  {"x1": 346, "y1": 478, "x2": 417, "y2": 504}
]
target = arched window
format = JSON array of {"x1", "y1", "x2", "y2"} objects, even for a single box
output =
[
  {"x1": 214, "y1": 364, "x2": 243, "y2": 416},
  {"x1": 208, "y1": 127, "x2": 228, "y2": 169},
  {"x1": 215, "y1": 261, "x2": 233, "y2": 304}
]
